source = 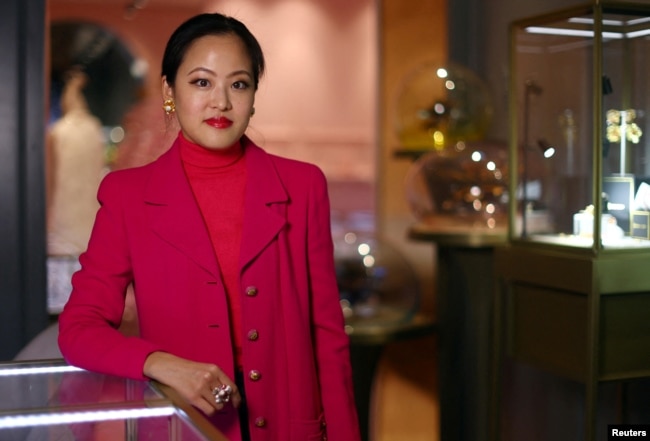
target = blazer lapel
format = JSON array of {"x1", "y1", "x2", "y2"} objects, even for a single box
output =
[
  {"x1": 239, "y1": 139, "x2": 288, "y2": 270},
  {"x1": 143, "y1": 141, "x2": 219, "y2": 277}
]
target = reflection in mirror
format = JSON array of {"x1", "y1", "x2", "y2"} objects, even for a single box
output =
[{"x1": 46, "y1": 21, "x2": 144, "y2": 314}]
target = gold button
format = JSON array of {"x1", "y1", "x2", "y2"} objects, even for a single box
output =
[
  {"x1": 254, "y1": 417, "x2": 266, "y2": 427},
  {"x1": 247, "y1": 329, "x2": 259, "y2": 341},
  {"x1": 246, "y1": 286, "x2": 258, "y2": 297},
  {"x1": 249, "y1": 370, "x2": 261, "y2": 381}
]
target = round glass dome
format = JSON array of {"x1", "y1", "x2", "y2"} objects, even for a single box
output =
[
  {"x1": 334, "y1": 232, "x2": 420, "y2": 328},
  {"x1": 394, "y1": 61, "x2": 494, "y2": 150},
  {"x1": 405, "y1": 140, "x2": 509, "y2": 230}
]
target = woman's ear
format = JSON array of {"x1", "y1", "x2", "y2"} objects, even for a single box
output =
[{"x1": 161, "y1": 76, "x2": 174, "y2": 101}]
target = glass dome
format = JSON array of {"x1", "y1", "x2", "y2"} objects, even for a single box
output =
[
  {"x1": 405, "y1": 140, "x2": 510, "y2": 230},
  {"x1": 394, "y1": 61, "x2": 494, "y2": 150},
  {"x1": 333, "y1": 232, "x2": 420, "y2": 328}
]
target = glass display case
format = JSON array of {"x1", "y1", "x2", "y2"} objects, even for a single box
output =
[
  {"x1": 492, "y1": 4, "x2": 650, "y2": 441},
  {"x1": 509, "y1": 1, "x2": 650, "y2": 250},
  {"x1": 0, "y1": 359, "x2": 228, "y2": 441}
]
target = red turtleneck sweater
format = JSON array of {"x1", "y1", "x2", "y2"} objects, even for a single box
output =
[{"x1": 179, "y1": 133, "x2": 246, "y2": 369}]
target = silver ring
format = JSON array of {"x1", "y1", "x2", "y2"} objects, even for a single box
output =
[{"x1": 212, "y1": 384, "x2": 232, "y2": 404}]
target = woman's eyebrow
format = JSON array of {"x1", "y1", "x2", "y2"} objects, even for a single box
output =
[{"x1": 185, "y1": 67, "x2": 252, "y2": 78}]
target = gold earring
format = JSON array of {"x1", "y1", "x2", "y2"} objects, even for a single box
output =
[{"x1": 163, "y1": 99, "x2": 175, "y2": 115}]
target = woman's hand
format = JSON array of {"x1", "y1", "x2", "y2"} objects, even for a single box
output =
[{"x1": 143, "y1": 351, "x2": 241, "y2": 415}]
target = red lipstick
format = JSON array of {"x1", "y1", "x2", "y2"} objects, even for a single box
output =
[{"x1": 205, "y1": 116, "x2": 233, "y2": 129}]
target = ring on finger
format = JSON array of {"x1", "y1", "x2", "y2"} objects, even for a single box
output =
[{"x1": 212, "y1": 384, "x2": 232, "y2": 405}]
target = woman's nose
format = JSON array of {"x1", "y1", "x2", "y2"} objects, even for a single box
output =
[{"x1": 212, "y1": 88, "x2": 231, "y2": 111}]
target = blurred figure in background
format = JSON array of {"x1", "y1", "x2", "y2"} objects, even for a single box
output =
[{"x1": 46, "y1": 66, "x2": 106, "y2": 314}]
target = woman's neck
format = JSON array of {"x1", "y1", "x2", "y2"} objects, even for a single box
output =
[{"x1": 178, "y1": 132, "x2": 243, "y2": 169}]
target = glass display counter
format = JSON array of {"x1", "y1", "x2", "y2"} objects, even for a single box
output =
[
  {"x1": 0, "y1": 359, "x2": 228, "y2": 441},
  {"x1": 492, "y1": 3, "x2": 650, "y2": 441}
]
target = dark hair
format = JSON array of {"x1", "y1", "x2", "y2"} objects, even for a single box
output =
[{"x1": 162, "y1": 13, "x2": 265, "y2": 89}]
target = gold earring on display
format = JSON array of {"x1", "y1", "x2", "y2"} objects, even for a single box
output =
[{"x1": 163, "y1": 99, "x2": 176, "y2": 115}]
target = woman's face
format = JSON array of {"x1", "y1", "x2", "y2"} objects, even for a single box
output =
[{"x1": 162, "y1": 33, "x2": 255, "y2": 150}]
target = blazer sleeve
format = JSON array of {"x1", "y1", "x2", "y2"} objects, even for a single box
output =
[
  {"x1": 306, "y1": 167, "x2": 362, "y2": 441},
  {"x1": 58, "y1": 172, "x2": 163, "y2": 380}
]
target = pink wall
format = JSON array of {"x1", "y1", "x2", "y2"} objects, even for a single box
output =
[
  {"x1": 208, "y1": 0, "x2": 377, "y2": 182},
  {"x1": 48, "y1": 0, "x2": 378, "y2": 184}
]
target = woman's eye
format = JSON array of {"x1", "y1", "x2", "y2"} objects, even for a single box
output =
[
  {"x1": 191, "y1": 79, "x2": 210, "y2": 87},
  {"x1": 232, "y1": 81, "x2": 250, "y2": 90}
]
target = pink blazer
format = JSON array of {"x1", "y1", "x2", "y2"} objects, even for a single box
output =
[{"x1": 58, "y1": 136, "x2": 361, "y2": 441}]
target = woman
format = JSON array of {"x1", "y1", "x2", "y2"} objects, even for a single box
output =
[
  {"x1": 46, "y1": 67, "x2": 105, "y2": 314},
  {"x1": 58, "y1": 12, "x2": 361, "y2": 441}
]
